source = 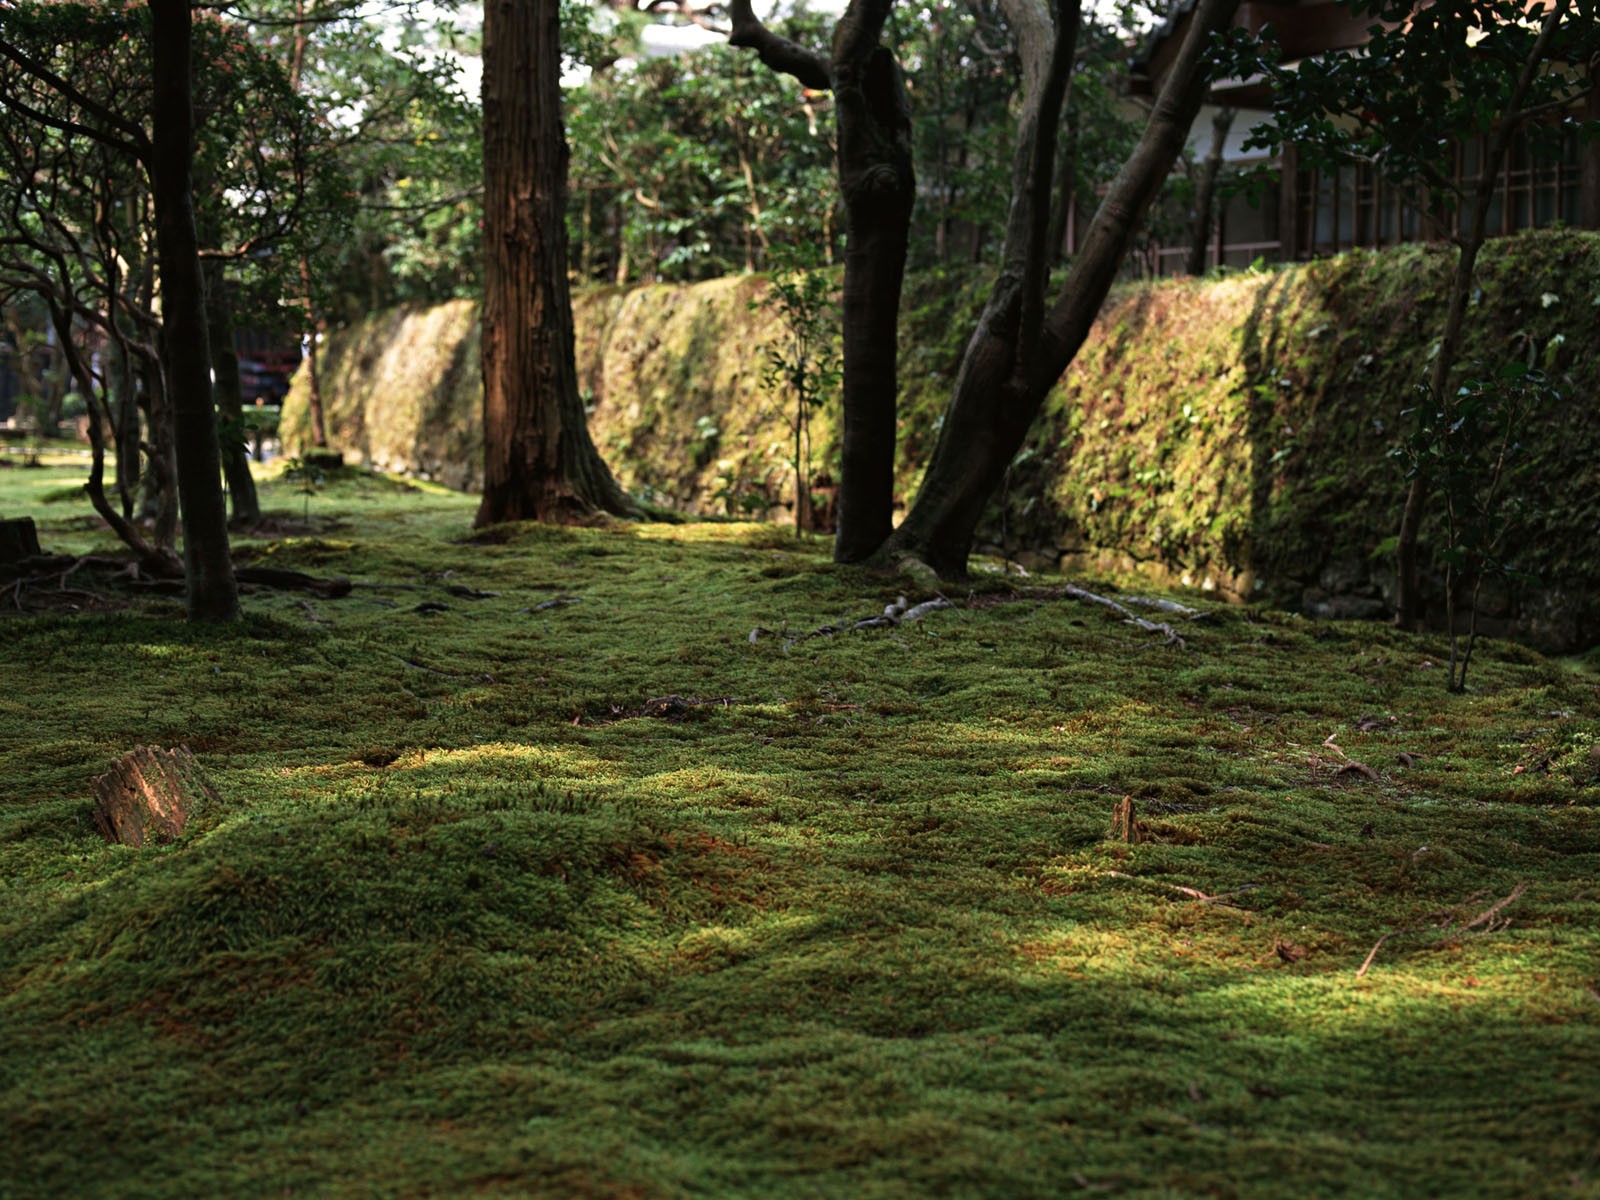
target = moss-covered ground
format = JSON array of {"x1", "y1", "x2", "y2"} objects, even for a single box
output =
[{"x1": 3, "y1": 461, "x2": 1598, "y2": 1198}]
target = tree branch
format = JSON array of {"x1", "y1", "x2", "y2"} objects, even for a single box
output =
[
  {"x1": 0, "y1": 38, "x2": 149, "y2": 158},
  {"x1": 727, "y1": 0, "x2": 831, "y2": 90}
]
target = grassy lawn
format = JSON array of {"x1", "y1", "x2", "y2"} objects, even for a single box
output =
[{"x1": 2, "y1": 460, "x2": 1597, "y2": 1198}]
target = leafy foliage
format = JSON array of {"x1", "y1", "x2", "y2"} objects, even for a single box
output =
[{"x1": 1397, "y1": 361, "x2": 1560, "y2": 689}]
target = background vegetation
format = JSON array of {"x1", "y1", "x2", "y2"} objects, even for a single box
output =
[{"x1": 281, "y1": 228, "x2": 1600, "y2": 649}]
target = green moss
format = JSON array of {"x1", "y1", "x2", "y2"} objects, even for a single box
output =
[
  {"x1": 280, "y1": 232, "x2": 1600, "y2": 647},
  {"x1": 2, "y1": 464, "x2": 1599, "y2": 1196}
]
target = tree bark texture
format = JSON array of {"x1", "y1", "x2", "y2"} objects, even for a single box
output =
[
  {"x1": 832, "y1": 41, "x2": 915, "y2": 561},
  {"x1": 475, "y1": 0, "x2": 633, "y2": 527},
  {"x1": 92, "y1": 744, "x2": 219, "y2": 847},
  {"x1": 881, "y1": 0, "x2": 1241, "y2": 577},
  {"x1": 147, "y1": 0, "x2": 238, "y2": 620}
]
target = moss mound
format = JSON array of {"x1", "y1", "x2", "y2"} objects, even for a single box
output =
[
  {"x1": 4, "y1": 462, "x2": 1600, "y2": 1197},
  {"x1": 282, "y1": 230, "x2": 1600, "y2": 648}
]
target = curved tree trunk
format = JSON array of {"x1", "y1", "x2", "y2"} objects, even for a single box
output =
[
  {"x1": 148, "y1": 0, "x2": 238, "y2": 621},
  {"x1": 880, "y1": 0, "x2": 1241, "y2": 577},
  {"x1": 475, "y1": 0, "x2": 634, "y2": 527}
]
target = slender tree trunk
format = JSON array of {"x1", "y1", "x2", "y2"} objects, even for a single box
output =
[
  {"x1": 475, "y1": 0, "x2": 634, "y2": 527},
  {"x1": 881, "y1": 0, "x2": 1241, "y2": 577},
  {"x1": 1185, "y1": 106, "x2": 1235, "y2": 276},
  {"x1": 286, "y1": 1, "x2": 328, "y2": 451},
  {"x1": 727, "y1": 0, "x2": 913, "y2": 562},
  {"x1": 1393, "y1": 0, "x2": 1570, "y2": 629},
  {"x1": 147, "y1": 0, "x2": 238, "y2": 620},
  {"x1": 832, "y1": 43, "x2": 915, "y2": 561},
  {"x1": 138, "y1": 351, "x2": 180, "y2": 549},
  {"x1": 1045, "y1": 115, "x2": 1079, "y2": 265},
  {"x1": 202, "y1": 258, "x2": 260, "y2": 527},
  {"x1": 50, "y1": 306, "x2": 180, "y2": 576},
  {"x1": 111, "y1": 330, "x2": 141, "y2": 518},
  {"x1": 298, "y1": 256, "x2": 329, "y2": 448}
]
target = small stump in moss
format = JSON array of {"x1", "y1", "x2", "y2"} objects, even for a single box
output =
[
  {"x1": 92, "y1": 745, "x2": 219, "y2": 847},
  {"x1": 0, "y1": 517, "x2": 41, "y2": 565}
]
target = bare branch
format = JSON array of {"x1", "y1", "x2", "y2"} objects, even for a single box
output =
[
  {"x1": 0, "y1": 38, "x2": 148, "y2": 158},
  {"x1": 727, "y1": 0, "x2": 831, "y2": 90}
]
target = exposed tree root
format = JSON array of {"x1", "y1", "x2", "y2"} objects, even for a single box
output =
[
  {"x1": 1355, "y1": 882, "x2": 1528, "y2": 978},
  {"x1": 749, "y1": 595, "x2": 954, "y2": 650},
  {"x1": 1056, "y1": 583, "x2": 1191, "y2": 647},
  {"x1": 0, "y1": 553, "x2": 351, "y2": 614}
]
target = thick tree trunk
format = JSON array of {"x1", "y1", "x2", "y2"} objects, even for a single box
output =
[
  {"x1": 202, "y1": 258, "x2": 261, "y2": 528},
  {"x1": 880, "y1": 0, "x2": 1241, "y2": 577},
  {"x1": 1185, "y1": 106, "x2": 1235, "y2": 276},
  {"x1": 147, "y1": 0, "x2": 238, "y2": 621},
  {"x1": 475, "y1": 0, "x2": 633, "y2": 527},
  {"x1": 832, "y1": 43, "x2": 915, "y2": 561}
]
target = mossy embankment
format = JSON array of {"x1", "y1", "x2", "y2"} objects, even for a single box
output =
[
  {"x1": 4, "y1": 461, "x2": 1600, "y2": 1198},
  {"x1": 282, "y1": 230, "x2": 1600, "y2": 648}
]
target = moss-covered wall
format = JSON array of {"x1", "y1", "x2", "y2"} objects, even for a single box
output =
[{"x1": 281, "y1": 229, "x2": 1600, "y2": 648}]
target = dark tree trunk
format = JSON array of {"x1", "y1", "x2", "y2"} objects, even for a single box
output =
[
  {"x1": 147, "y1": 0, "x2": 238, "y2": 620},
  {"x1": 1185, "y1": 106, "x2": 1235, "y2": 276},
  {"x1": 111, "y1": 336, "x2": 141, "y2": 519},
  {"x1": 832, "y1": 43, "x2": 915, "y2": 561},
  {"x1": 202, "y1": 258, "x2": 261, "y2": 527},
  {"x1": 880, "y1": 0, "x2": 1241, "y2": 577},
  {"x1": 729, "y1": 0, "x2": 912, "y2": 562},
  {"x1": 475, "y1": 0, "x2": 633, "y2": 527},
  {"x1": 1045, "y1": 116, "x2": 1079, "y2": 265},
  {"x1": 136, "y1": 353, "x2": 179, "y2": 548}
]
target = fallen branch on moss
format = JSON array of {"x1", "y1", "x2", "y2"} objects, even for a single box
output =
[
  {"x1": 1057, "y1": 584, "x2": 1193, "y2": 647},
  {"x1": 749, "y1": 595, "x2": 954, "y2": 650},
  {"x1": 1101, "y1": 870, "x2": 1258, "y2": 908},
  {"x1": 1355, "y1": 882, "x2": 1528, "y2": 978}
]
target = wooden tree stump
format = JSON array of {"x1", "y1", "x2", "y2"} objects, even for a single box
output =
[
  {"x1": 92, "y1": 745, "x2": 219, "y2": 847},
  {"x1": 1110, "y1": 795, "x2": 1147, "y2": 845},
  {"x1": 0, "y1": 517, "x2": 41, "y2": 565}
]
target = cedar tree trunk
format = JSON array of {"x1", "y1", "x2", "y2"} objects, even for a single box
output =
[
  {"x1": 475, "y1": 0, "x2": 633, "y2": 527},
  {"x1": 148, "y1": 0, "x2": 238, "y2": 620}
]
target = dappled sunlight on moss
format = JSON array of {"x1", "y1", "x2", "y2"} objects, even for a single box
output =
[{"x1": 2, "y1": 463, "x2": 1598, "y2": 1196}]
